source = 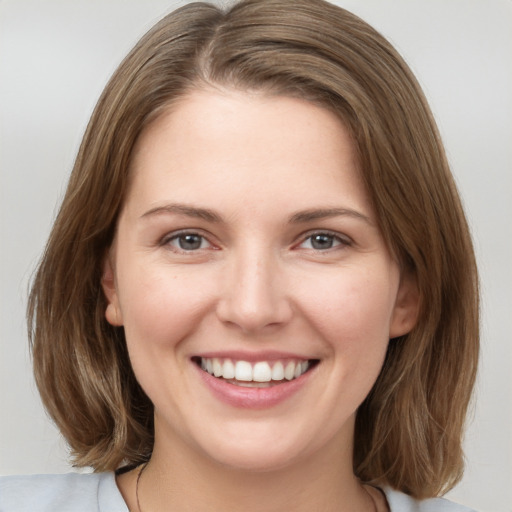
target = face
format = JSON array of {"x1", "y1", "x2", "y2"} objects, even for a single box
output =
[{"x1": 103, "y1": 89, "x2": 418, "y2": 472}]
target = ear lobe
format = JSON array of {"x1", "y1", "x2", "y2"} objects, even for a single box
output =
[
  {"x1": 101, "y1": 255, "x2": 123, "y2": 326},
  {"x1": 389, "y1": 272, "x2": 420, "y2": 339}
]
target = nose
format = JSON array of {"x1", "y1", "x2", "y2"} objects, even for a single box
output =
[{"x1": 216, "y1": 247, "x2": 293, "y2": 334}]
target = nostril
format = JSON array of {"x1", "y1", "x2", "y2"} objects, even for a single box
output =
[{"x1": 216, "y1": 297, "x2": 293, "y2": 334}]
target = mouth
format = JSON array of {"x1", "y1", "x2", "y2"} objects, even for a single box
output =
[{"x1": 192, "y1": 356, "x2": 319, "y2": 388}]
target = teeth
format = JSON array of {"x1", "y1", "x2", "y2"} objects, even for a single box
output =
[
  {"x1": 284, "y1": 361, "x2": 295, "y2": 380},
  {"x1": 235, "y1": 361, "x2": 253, "y2": 381},
  {"x1": 253, "y1": 362, "x2": 272, "y2": 382},
  {"x1": 222, "y1": 359, "x2": 235, "y2": 379},
  {"x1": 213, "y1": 358, "x2": 222, "y2": 377},
  {"x1": 271, "y1": 361, "x2": 284, "y2": 380},
  {"x1": 199, "y1": 357, "x2": 311, "y2": 383}
]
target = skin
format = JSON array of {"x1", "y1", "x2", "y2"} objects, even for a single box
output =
[{"x1": 103, "y1": 88, "x2": 418, "y2": 512}]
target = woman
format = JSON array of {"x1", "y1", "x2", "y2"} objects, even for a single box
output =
[{"x1": 0, "y1": 0, "x2": 479, "y2": 510}]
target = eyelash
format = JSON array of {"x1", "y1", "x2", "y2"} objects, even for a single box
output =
[
  {"x1": 296, "y1": 231, "x2": 352, "y2": 251},
  {"x1": 162, "y1": 230, "x2": 214, "y2": 252},
  {"x1": 161, "y1": 229, "x2": 351, "y2": 253}
]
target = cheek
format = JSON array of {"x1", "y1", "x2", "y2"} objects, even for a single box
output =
[
  {"x1": 117, "y1": 261, "x2": 217, "y2": 353},
  {"x1": 116, "y1": 264, "x2": 219, "y2": 407},
  {"x1": 295, "y1": 266, "x2": 397, "y2": 401},
  {"x1": 299, "y1": 269, "x2": 398, "y2": 346}
]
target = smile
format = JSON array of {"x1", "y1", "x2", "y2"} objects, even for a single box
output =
[
  {"x1": 196, "y1": 357, "x2": 314, "y2": 386},
  {"x1": 192, "y1": 355, "x2": 319, "y2": 408}
]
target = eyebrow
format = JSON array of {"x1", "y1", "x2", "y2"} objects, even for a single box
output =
[
  {"x1": 140, "y1": 204, "x2": 223, "y2": 223},
  {"x1": 288, "y1": 208, "x2": 372, "y2": 225},
  {"x1": 140, "y1": 203, "x2": 372, "y2": 225}
]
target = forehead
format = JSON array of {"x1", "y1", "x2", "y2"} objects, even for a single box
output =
[
  {"x1": 133, "y1": 88, "x2": 356, "y2": 163},
  {"x1": 125, "y1": 88, "x2": 371, "y2": 218}
]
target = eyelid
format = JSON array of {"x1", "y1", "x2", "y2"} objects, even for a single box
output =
[
  {"x1": 294, "y1": 229, "x2": 353, "y2": 250},
  {"x1": 160, "y1": 229, "x2": 218, "y2": 251},
  {"x1": 158, "y1": 228, "x2": 352, "y2": 252}
]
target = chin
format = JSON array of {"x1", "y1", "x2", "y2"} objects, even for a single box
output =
[
  {"x1": 206, "y1": 444, "x2": 303, "y2": 473},
  {"x1": 192, "y1": 422, "x2": 322, "y2": 474}
]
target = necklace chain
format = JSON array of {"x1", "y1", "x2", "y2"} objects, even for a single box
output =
[
  {"x1": 135, "y1": 462, "x2": 148, "y2": 512},
  {"x1": 363, "y1": 485, "x2": 379, "y2": 512},
  {"x1": 135, "y1": 462, "x2": 378, "y2": 512}
]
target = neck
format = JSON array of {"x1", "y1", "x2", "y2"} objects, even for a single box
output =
[{"x1": 124, "y1": 426, "x2": 375, "y2": 512}]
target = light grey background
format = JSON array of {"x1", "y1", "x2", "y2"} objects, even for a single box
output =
[{"x1": 0, "y1": 1, "x2": 511, "y2": 511}]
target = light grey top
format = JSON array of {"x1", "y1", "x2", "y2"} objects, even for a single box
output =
[{"x1": 0, "y1": 472, "x2": 477, "y2": 511}]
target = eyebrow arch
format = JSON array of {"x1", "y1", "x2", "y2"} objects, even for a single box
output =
[
  {"x1": 288, "y1": 208, "x2": 372, "y2": 225},
  {"x1": 140, "y1": 203, "x2": 223, "y2": 223},
  {"x1": 140, "y1": 203, "x2": 372, "y2": 226}
]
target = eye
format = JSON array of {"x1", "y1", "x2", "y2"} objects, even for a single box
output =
[
  {"x1": 299, "y1": 232, "x2": 349, "y2": 250},
  {"x1": 166, "y1": 232, "x2": 211, "y2": 251}
]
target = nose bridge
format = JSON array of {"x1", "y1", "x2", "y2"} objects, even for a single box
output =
[{"x1": 217, "y1": 241, "x2": 291, "y2": 332}]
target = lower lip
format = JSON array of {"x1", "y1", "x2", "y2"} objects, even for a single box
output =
[{"x1": 194, "y1": 363, "x2": 314, "y2": 409}]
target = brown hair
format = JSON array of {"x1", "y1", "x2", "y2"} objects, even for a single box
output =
[{"x1": 28, "y1": 0, "x2": 478, "y2": 498}]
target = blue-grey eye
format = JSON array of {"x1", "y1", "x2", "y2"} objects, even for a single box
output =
[
  {"x1": 311, "y1": 234, "x2": 335, "y2": 249},
  {"x1": 170, "y1": 233, "x2": 207, "y2": 251},
  {"x1": 301, "y1": 233, "x2": 343, "y2": 250}
]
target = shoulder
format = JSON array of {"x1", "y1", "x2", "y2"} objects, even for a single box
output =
[
  {"x1": 0, "y1": 472, "x2": 128, "y2": 512},
  {"x1": 382, "y1": 487, "x2": 477, "y2": 512}
]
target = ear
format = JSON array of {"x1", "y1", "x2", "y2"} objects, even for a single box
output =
[
  {"x1": 101, "y1": 254, "x2": 124, "y2": 326},
  {"x1": 389, "y1": 272, "x2": 420, "y2": 339}
]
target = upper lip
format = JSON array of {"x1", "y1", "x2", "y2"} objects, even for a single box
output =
[{"x1": 192, "y1": 350, "x2": 315, "y2": 362}]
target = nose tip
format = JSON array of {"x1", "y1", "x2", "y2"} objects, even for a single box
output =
[
  {"x1": 215, "y1": 257, "x2": 292, "y2": 333},
  {"x1": 217, "y1": 291, "x2": 291, "y2": 333}
]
